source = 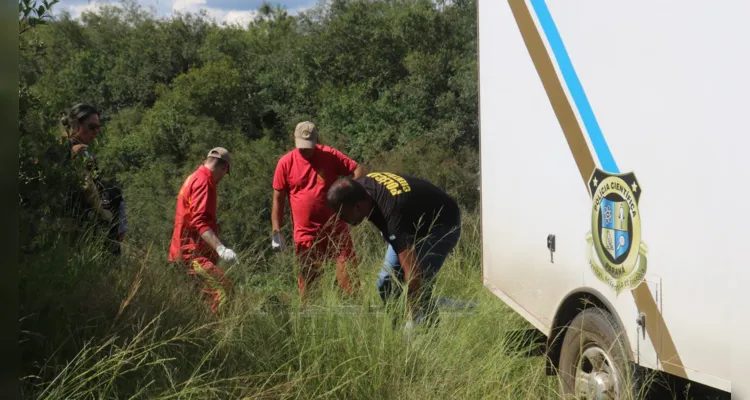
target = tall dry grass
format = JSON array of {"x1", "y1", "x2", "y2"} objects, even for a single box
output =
[{"x1": 21, "y1": 213, "x2": 681, "y2": 399}]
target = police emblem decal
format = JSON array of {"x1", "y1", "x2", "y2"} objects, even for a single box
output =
[{"x1": 585, "y1": 168, "x2": 648, "y2": 295}]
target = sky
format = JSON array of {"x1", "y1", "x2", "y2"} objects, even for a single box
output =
[{"x1": 52, "y1": 0, "x2": 320, "y2": 26}]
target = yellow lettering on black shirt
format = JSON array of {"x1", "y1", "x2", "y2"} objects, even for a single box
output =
[{"x1": 367, "y1": 172, "x2": 411, "y2": 196}]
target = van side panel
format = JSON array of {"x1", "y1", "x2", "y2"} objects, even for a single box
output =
[
  {"x1": 540, "y1": 0, "x2": 737, "y2": 388},
  {"x1": 479, "y1": 0, "x2": 587, "y2": 335},
  {"x1": 479, "y1": 0, "x2": 745, "y2": 392}
]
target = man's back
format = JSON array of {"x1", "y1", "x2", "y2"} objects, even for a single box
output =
[
  {"x1": 273, "y1": 144, "x2": 358, "y2": 242},
  {"x1": 358, "y1": 172, "x2": 461, "y2": 253},
  {"x1": 169, "y1": 165, "x2": 217, "y2": 263}
]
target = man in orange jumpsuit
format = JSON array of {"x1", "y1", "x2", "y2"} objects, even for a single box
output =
[
  {"x1": 169, "y1": 147, "x2": 238, "y2": 313},
  {"x1": 271, "y1": 121, "x2": 364, "y2": 298}
]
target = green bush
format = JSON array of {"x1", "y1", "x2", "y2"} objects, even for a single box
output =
[{"x1": 15, "y1": 1, "x2": 568, "y2": 399}]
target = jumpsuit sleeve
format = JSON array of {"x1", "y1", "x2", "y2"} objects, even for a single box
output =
[{"x1": 189, "y1": 176, "x2": 215, "y2": 236}]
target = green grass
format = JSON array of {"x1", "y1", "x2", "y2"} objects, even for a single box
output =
[{"x1": 22, "y1": 213, "x2": 678, "y2": 399}]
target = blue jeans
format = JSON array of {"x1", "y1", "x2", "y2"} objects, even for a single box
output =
[{"x1": 376, "y1": 221, "x2": 462, "y2": 317}]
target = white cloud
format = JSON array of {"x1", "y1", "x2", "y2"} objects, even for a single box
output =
[
  {"x1": 171, "y1": 0, "x2": 204, "y2": 14},
  {"x1": 222, "y1": 10, "x2": 257, "y2": 26},
  {"x1": 287, "y1": 5, "x2": 310, "y2": 15},
  {"x1": 287, "y1": 0, "x2": 325, "y2": 16},
  {"x1": 53, "y1": 0, "x2": 317, "y2": 27},
  {"x1": 55, "y1": 0, "x2": 108, "y2": 19},
  {"x1": 53, "y1": 0, "x2": 168, "y2": 19},
  {"x1": 172, "y1": 0, "x2": 256, "y2": 27}
]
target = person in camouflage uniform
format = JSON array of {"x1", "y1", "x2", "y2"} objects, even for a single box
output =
[{"x1": 60, "y1": 104, "x2": 128, "y2": 255}]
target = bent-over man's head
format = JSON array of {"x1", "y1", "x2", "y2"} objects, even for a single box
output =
[{"x1": 326, "y1": 177, "x2": 371, "y2": 226}]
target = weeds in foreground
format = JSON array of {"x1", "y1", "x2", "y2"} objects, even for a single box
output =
[{"x1": 20, "y1": 215, "x2": 680, "y2": 399}]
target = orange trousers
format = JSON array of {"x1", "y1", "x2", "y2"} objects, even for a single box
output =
[
  {"x1": 187, "y1": 257, "x2": 234, "y2": 314},
  {"x1": 295, "y1": 227, "x2": 359, "y2": 297}
]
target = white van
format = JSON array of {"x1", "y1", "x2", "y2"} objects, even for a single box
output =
[{"x1": 477, "y1": 0, "x2": 748, "y2": 398}]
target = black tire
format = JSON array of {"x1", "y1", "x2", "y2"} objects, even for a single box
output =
[{"x1": 559, "y1": 307, "x2": 640, "y2": 400}]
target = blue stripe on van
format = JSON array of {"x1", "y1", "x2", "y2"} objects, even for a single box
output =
[{"x1": 529, "y1": 0, "x2": 620, "y2": 174}]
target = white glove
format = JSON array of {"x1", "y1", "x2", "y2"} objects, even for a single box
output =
[
  {"x1": 271, "y1": 231, "x2": 285, "y2": 251},
  {"x1": 217, "y1": 245, "x2": 238, "y2": 263}
]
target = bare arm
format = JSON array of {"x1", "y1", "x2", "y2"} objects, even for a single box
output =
[
  {"x1": 352, "y1": 164, "x2": 365, "y2": 179},
  {"x1": 397, "y1": 246, "x2": 421, "y2": 317},
  {"x1": 201, "y1": 228, "x2": 237, "y2": 261},
  {"x1": 200, "y1": 229, "x2": 223, "y2": 251},
  {"x1": 272, "y1": 189, "x2": 287, "y2": 232}
]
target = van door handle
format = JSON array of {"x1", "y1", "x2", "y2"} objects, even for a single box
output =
[{"x1": 547, "y1": 234, "x2": 555, "y2": 263}]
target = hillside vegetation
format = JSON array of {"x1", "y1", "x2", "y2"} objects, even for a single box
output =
[{"x1": 16, "y1": 0, "x2": 618, "y2": 398}]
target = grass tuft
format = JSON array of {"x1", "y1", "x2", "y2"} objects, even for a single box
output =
[{"x1": 21, "y1": 213, "x2": 669, "y2": 399}]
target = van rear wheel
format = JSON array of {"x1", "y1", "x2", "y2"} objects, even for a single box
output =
[{"x1": 558, "y1": 307, "x2": 638, "y2": 400}]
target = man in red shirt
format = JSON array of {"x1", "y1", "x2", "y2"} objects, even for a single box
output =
[
  {"x1": 272, "y1": 121, "x2": 364, "y2": 298},
  {"x1": 169, "y1": 147, "x2": 239, "y2": 313}
]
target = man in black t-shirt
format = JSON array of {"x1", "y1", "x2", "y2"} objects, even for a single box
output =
[{"x1": 326, "y1": 172, "x2": 462, "y2": 327}]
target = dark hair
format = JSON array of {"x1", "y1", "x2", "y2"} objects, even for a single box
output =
[
  {"x1": 326, "y1": 177, "x2": 368, "y2": 211},
  {"x1": 60, "y1": 103, "x2": 99, "y2": 136}
]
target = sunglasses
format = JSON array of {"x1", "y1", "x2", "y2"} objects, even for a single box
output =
[{"x1": 88, "y1": 123, "x2": 101, "y2": 130}]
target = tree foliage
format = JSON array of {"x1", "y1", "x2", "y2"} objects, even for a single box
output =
[
  {"x1": 17, "y1": 2, "x2": 482, "y2": 395},
  {"x1": 19, "y1": 0, "x2": 478, "y2": 253}
]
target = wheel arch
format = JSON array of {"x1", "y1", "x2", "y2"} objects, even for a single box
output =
[{"x1": 544, "y1": 287, "x2": 632, "y2": 375}]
